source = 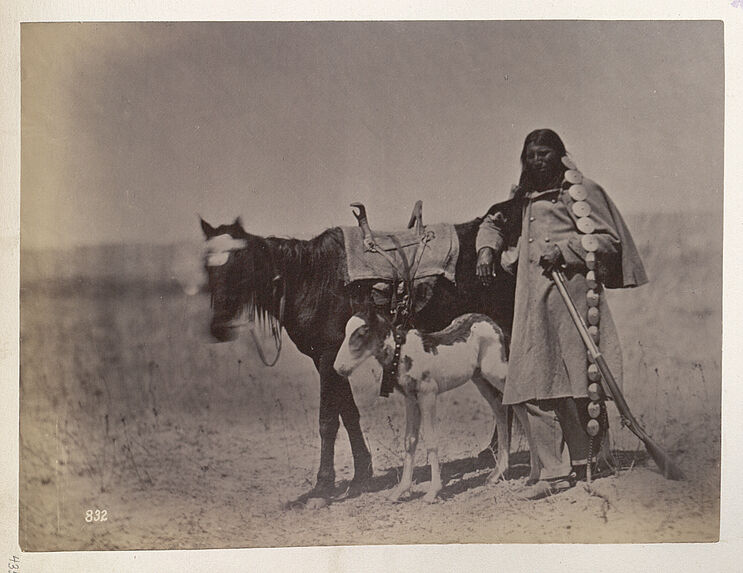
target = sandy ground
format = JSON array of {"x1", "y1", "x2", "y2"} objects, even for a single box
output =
[
  {"x1": 19, "y1": 213, "x2": 721, "y2": 549},
  {"x1": 19, "y1": 343, "x2": 719, "y2": 550}
]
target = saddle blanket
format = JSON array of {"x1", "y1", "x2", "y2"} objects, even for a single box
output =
[{"x1": 341, "y1": 223, "x2": 459, "y2": 285}]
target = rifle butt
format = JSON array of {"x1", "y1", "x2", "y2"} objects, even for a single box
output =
[{"x1": 632, "y1": 427, "x2": 686, "y2": 481}]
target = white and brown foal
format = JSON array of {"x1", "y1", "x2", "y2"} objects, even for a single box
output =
[{"x1": 335, "y1": 311, "x2": 541, "y2": 503}]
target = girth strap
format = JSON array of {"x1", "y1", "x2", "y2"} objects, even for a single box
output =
[{"x1": 380, "y1": 326, "x2": 406, "y2": 397}]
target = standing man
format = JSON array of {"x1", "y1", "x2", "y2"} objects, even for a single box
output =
[{"x1": 476, "y1": 129, "x2": 647, "y2": 496}]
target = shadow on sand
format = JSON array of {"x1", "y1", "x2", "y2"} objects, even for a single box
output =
[{"x1": 285, "y1": 449, "x2": 649, "y2": 509}]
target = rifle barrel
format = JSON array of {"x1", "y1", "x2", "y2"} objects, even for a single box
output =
[{"x1": 551, "y1": 270, "x2": 685, "y2": 480}]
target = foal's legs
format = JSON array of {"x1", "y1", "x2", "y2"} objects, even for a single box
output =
[
  {"x1": 471, "y1": 373, "x2": 511, "y2": 483},
  {"x1": 418, "y1": 379, "x2": 443, "y2": 503},
  {"x1": 388, "y1": 395, "x2": 420, "y2": 501}
]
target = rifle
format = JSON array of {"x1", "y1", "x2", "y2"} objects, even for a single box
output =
[{"x1": 551, "y1": 270, "x2": 685, "y2": 480}]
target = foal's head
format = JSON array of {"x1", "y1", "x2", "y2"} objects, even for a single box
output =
[
  {"x1": 334, "y1": 309, "x2": 394, "y2": 376},
  {"x1": 200, "y1": 217, "x2": 258, "y2": 341}
]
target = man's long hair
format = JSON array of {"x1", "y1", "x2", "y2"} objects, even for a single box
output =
[{"x1": 516, "y1": 129, "x2": 568, "y2": 195}]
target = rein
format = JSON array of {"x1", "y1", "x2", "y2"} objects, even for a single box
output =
[
  {"x1": 247, "y1": 274, "x2": 286, "y2": 367},
  {"x1": 379, "y1": 324, "x2": 408, "y2": 397},
  {"x1": 388, "y1": 234, "x2": 416, "y2": 325}
]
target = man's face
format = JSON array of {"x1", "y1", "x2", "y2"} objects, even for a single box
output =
[{"x1": 524, "y1": 143, "x2": 561, "y2": 179}]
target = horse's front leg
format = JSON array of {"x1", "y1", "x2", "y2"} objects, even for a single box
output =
[
  {"x1": 317, "y1": 351, "x2": 373, "y2": 499},
  {"x1": 388, "y1": 395, "x2": 420, "y2": 502},
  {"x1": 310, "y1": 354, "x2": 340, "y2": 500}
]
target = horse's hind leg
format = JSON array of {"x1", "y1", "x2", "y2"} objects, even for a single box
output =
[
  {"x1": 472, "y1": 372, "x2": 510, "y2": 483},
  {"x1": 418, "y1": 381, "x2": 443, "y2": 503},
  {"x1": 389, "y1": 395, "x2": 420, "y2": 502}
]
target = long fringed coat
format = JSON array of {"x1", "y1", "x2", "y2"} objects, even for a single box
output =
[{"x1": 476, "y1": 176, "x2": 647, "y2": 406}]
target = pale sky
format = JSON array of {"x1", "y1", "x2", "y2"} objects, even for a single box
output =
[{"x1": 20, "y1": 21, "x2": 723, "y2": 249}]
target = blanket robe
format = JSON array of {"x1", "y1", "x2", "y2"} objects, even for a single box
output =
[{"x1": 476, "y1": 177, "x2": 647, "y2": 406}]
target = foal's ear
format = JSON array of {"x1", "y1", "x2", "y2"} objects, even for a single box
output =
[{"x1": 200, "y1": 217, "x2": 217, "y2": 238}]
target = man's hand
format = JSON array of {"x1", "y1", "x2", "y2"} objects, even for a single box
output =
[
  {"x1": 476, "y1": 247, "x2": 496, "y2": 285},
  {"x1": 539, "y1": 244, "x2": 565, "y2": 275}
]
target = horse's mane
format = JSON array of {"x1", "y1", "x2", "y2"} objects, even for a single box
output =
[
  {"x1": 242, "y1": 227, "x2": 345, "y2": 326},
  {"x1": 265, "y1": 228, "x2": 344, "y2": 299},
  {"x1": 266, "y1": 227, "x2": 344, "y2": 284}
]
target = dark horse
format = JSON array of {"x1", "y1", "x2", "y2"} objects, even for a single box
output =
[{"x1": 200, "y1": 212, "x2": 515, "y2": 503}]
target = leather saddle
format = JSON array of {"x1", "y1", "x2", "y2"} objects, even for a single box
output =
[{"x1": 344, "y1": 201, "x2": 457, "y2": 321}]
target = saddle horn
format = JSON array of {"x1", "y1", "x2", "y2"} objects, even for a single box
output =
[
  {"x1": 407, "y1": 200, "x2": 424, "y2": 236},
  {"x1": 350, "y1": 202, "x2": 375, "y2": 251},
  {"x1": 350, "y1": 202, "x2": 367, "y2": 224}
]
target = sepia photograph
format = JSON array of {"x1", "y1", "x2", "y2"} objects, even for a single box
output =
[{"x1": 4, "y1": 4, "x2": 741, "y2": 570}]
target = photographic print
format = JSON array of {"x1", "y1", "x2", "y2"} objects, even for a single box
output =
[{"x1": 17, "y1": 19, "x2": 723, "y2": 555}]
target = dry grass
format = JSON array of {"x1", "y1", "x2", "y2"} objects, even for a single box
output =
[{"x1": 19, "y1": 212, "x2": 721, "y2": 550}]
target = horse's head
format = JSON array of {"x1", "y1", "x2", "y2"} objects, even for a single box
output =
[
  {"x1": 201, "y1": 216, "x2": 255, "y2": 342},
  {"x1": 334, "y1": 307, "x2": 393, "y2": 377}
]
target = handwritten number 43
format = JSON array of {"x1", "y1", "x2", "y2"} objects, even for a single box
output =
[{"x1": 85, "y1": 509, "x2": 108, "y2": 522}]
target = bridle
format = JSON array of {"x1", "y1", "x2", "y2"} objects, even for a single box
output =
[
  {"x1": 247, "y1": 273, "x2": 286, "y2": 367},
  {"x1": 206, "y1": 233, "x2": 286, "y2": 367}
]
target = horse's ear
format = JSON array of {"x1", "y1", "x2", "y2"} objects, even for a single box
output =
[
  {"x1": 200, "y1": 217, "x2": 217, "y2": 238},
  {"x1": 233, "y1": 216, "x2": 244, "y2": 230}
]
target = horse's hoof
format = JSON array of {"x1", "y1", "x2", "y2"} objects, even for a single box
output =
[
  {"x1": 334, "y1": 480, "x2": 366, "y2": 501},
  {"x1": 345, "y1": 480, "x2": 367, "y2": 499},
  {"x1": 387, "y1": 487, "x2": 407, "y2": 502},
  {"x1": 306, "y1": 497, "x2": 329, "y2": 509},
  {"x1": 354, "y1": 460, "x2": 374, "y2": 483},
  {"x1": 423, "y1": 492, "x2": 439, "y2": 504},
  {"x1": 308, "y1": 479, "x2": 335, "y2": 499}
]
